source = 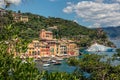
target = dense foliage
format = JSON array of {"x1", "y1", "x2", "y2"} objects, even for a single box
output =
[
  {"x1": 0, "y1": 43, "x2": 39, "y2": 80},
  {"x1": 113, "y1": 48, "x2": 120, "y2": 57},
  {"x1": 68, "y1": 54, "x2": 120, "y2": 80}
]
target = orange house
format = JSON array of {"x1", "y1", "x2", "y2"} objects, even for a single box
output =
[{"x1": 40, "y1": 29, "x2": 53, "y2": 40}]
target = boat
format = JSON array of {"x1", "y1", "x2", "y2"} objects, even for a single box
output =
[
  {"x1": 87, "y1": 43, "x2": 114, "y2": 52},
  {"x1": 56, "y1": 58, "x2": 63, "y2": 61},
  {"x1": 42, "y1": 58, "x2": 51, "y2": 62},
  {"x1": 43, "y1": 63, "x2": 50, "y2": 67},
  {"x1": 51, "y1": 60, "x2": 56, "y2": 63},
  {"x1": 53, "y1": 61, "x2": 61, "y2": 65},
  {"x1": 56, "y1": 54, "x2": 63, "y2": 57},
  {"x1": 116, "y1": 57, "x2": 120, "y2": 60}
]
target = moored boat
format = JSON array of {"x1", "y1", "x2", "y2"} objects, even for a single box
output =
[
  {"x1": 43, "y1": 63, "x2": 50, "y2": 67},
  {"x1": 51, "y1": 60, "x2": 56, "y2": 63},
  {"x1": 56, "y1": 58, "x2": 63, "y2": 61},
  {"x1": 53, "y1": 61, "x2": 61, "y2": 65},
  {"x1": 57, "y1": 58, "x2": 63, "y2": 61}
]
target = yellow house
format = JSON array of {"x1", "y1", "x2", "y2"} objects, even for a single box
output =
[
  {"x1": 67, "y1": 41, "x2": 78, "y2": 56},
  {"x1": 27, "y1": 40, "x2": 40, "y2": 57},
  {"x1": 12, "y1": 12, "x2": 28, "y2": 23},
  {"x1": 20, "y1": 16, "x2": 28, "y2": 22}
]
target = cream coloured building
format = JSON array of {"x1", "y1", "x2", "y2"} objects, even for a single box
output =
[{"x1": 12, "y1": 13, "x2": 28, "y2": 23}]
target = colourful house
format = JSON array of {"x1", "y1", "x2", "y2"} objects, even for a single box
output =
[{"x1": 26, "y1": 29, "x2": 79, "y2": 58}]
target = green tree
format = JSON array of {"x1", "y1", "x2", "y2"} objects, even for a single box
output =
[
  {"x1": 68, "y1": 54, "x2": 120, "y2": 80},
  {"x1": 0, "y1": 43, "x2": 40, "y2": 80}
]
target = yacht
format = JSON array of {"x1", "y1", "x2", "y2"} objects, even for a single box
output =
[{"x1": 43, "y1": 63, "x2": 50, "y2": 67}]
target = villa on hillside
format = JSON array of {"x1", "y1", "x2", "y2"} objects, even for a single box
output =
[
  {"x1": 26, "y1": 29, "x2": 79, "y2": 58},
  {"x1": 0, "y1": 9, "x2": 28, "y2": 23},
  {"x1": 12, "y1": 12, "x2": 28, "y2": 23}
]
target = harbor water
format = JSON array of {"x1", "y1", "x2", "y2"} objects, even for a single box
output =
[
  {"x1": 35, "y1": 52, "x2": 118, "y2": 73},
  {"x1": 35, "y1": 39, "x2": 120, "y2": 73},
  {"x1": 35, "y1": 59, "x2": 76, "y2": 73}
]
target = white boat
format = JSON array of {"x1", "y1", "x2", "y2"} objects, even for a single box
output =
[
  {"x1": 51, "y1": 60, "x2": 56, "y2": 63},
  {"x1": 56, "y1": 58, "x2": 63, "y2": 61},
  {"x1": 87, "y1": 43, "x2": 114, "y2": 52},
  {"x1": 53, "y1": 61, "x2": 61, "y2": 65},
  {"x1": 116, "y1": 57, "x2": 120, "y2": 59},
  {"x1": 43, "y1": 63, "x2": 50, "y2": 67}
]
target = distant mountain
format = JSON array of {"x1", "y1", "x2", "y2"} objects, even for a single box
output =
[{"x1": 103, "y1": 26, "x2": 120, "y2": 39}]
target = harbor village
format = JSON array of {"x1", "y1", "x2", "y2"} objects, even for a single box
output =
[{"x1": 24, "y1": 29, "x2": 79, "y2": 59}]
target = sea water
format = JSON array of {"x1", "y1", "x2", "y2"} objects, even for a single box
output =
[
  {"x1": 110, "y1": 39, "x2": 120, "y2": 48},
  {"x1": 35, "y1": 59, "x2": 76, "y2": 73}
]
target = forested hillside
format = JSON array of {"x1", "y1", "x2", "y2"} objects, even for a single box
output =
[{"x1": 0, "y1": 10, "x2": 114, "y2": 52}]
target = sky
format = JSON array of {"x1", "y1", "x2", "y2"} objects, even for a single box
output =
[{"x1": 0, "y1": 0, "x2": 120, "y2": 28}]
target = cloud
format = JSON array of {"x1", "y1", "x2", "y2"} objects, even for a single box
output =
[
  {"x1": 89, "y1": 23, "x2": 101, "y2": 28},
  {"x1": 63, "y1": 1, "x2": 120, "y2": 27},
  {"x1": 6, "y1": 0, "x2": 21, "y2": 5},
  {"x1": 0, "y1": 0, "x2": 4, "y2": 7},
  {"x1": 63, "y1": 6, "x2": 73, "y2": 14},
  {"x1": 63, "y1": 2, "x2": 74, "y2": 14},
  {"x1": 67, "y1": 2, "x2": 72, "y2": 5},
  {"x1": 0, "y1": 0, "x2": 21, "y2": 8},
  {"x1": 115, "y1": 0, "x2": 120, "y2": 2}
]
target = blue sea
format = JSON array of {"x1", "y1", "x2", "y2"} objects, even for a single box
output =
[{"x1": 110, "y1": 39, "x2": 120, "y2": 48}]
